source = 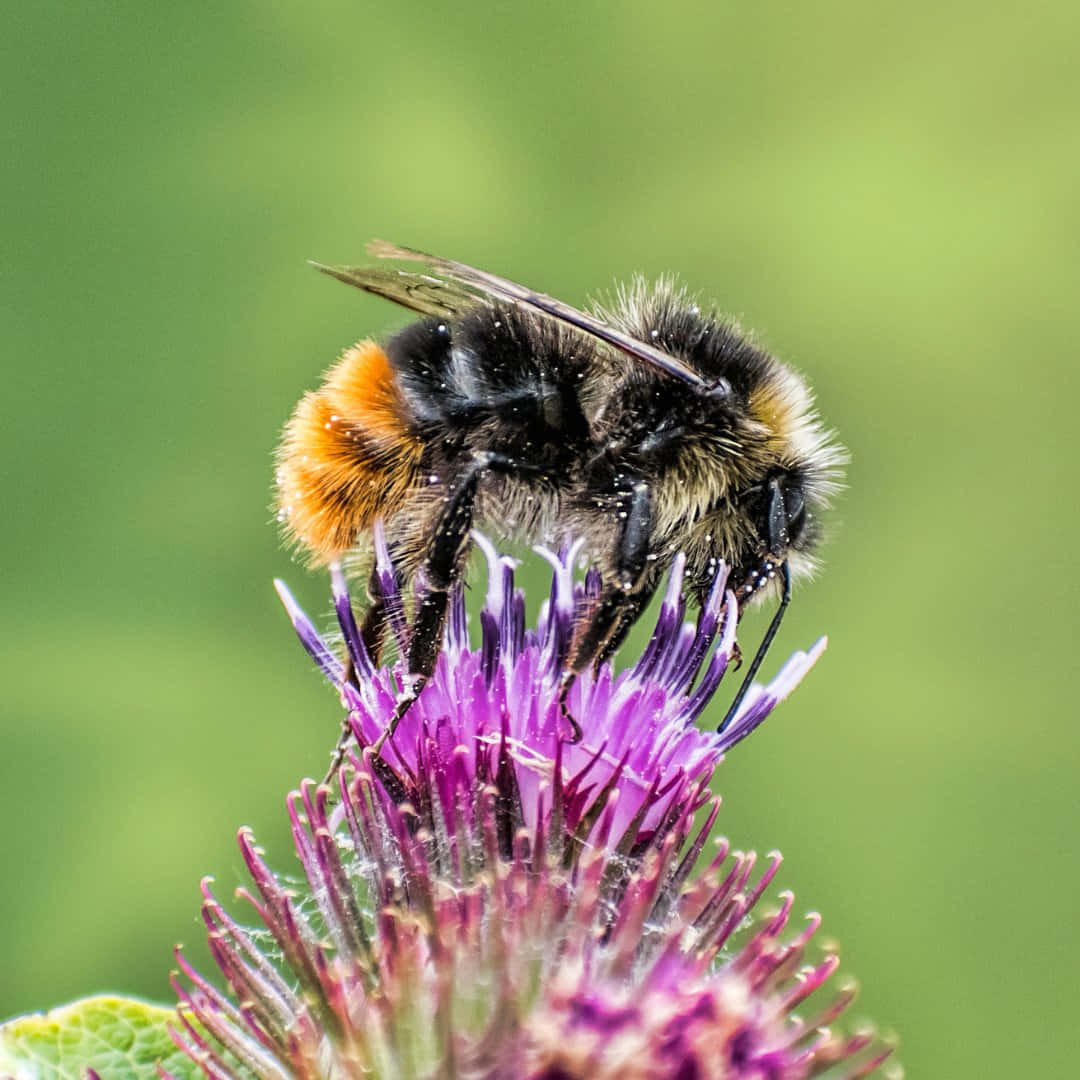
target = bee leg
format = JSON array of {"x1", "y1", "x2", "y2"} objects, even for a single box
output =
[
  {"x1": 358, "y1": 564, "x2": 392, "y2": 667},
  {"x1": 322, "y1": 559, "x2": 406, "y2": 783},
  {"x1": 594, "y1": 582, "x2": 658, "y2": 668},
  {"x1": 370, "y1": 579, "x2": 449, "y2": 757},
  {"x1": 558, "y1": 584, "x2": 649, "y2": 741},
  {"x1": 558, "y1": 581, "x2": 659, "y2": 733},
  {"x1": 323, "y1": 668, "x2": 357, "y2": 786},
  {"x1": 557, "y1": 681, "x2": 584, "y2": 743},
  {"x1": 371, "y1": 673, "x2": 428, "y2": 758},
  {"x1": 559, "y1": 479, "x2": 654, "y2": 742},
  {"x1": 372, "y1": 451, "x2": 539, "y2": 756},
  {"x1": 555, "y1": 585, "x2": 654, "y2": 744}
]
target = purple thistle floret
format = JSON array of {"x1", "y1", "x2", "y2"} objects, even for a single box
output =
[
  {"x1": 168, "y1": 535, "x2": 897, "y2": 1079},
  {"x1": 275, "y1": 530, "x2": 825, "y2": 857}
]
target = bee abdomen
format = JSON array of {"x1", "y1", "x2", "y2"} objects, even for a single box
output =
[{"x1": 275, "y1": 340, "x2": 421, "y2": 563}]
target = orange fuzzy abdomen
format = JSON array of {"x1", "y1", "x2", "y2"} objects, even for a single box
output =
[{"x1": 275, "y1": 340, "x2": 421, "y2": 563}]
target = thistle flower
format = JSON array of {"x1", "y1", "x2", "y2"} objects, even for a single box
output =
[
  {"x1": 276, "y1": 530, "x2": 824, "y2": 858},
  {"x1": 168, "y1": 538, "x2": 896, "y2": 1079}
]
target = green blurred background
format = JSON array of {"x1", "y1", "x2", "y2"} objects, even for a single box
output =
[{"x1": 3, "y1": 2, "x2": 1077, "y2": 1074}]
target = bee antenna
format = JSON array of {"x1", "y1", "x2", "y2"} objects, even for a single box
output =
[{"x1": 717, "y1": 561, "x2": 792, "y2": 734}]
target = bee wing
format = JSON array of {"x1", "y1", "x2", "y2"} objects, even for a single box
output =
[
  {"x1": 309, "y1": 262, "x2": 483, "y2": 319},
  {"x1": 319, "y1": 240, "x2": 712, "y2": 390}
]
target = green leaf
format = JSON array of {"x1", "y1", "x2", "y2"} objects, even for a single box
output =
[{"x1": 0, "y1": 995, "x2": 199, "y2": 1080}]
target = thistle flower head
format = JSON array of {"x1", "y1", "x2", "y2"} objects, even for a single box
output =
[{"x1": 169, "y1": 538, "x2": 896, "y2": 1079}]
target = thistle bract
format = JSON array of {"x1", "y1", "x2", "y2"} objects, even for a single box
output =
[{"x1": 169, "y1": 538, "x2": 895, "y2": 1079}]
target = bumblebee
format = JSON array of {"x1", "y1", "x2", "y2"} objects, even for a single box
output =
[{"x1": 276, "y1": 242, "x2": 845, "y2": 749}]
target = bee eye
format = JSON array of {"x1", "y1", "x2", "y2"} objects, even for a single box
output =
[
  {"x1": 763, "y1": 476, "x2": 808, "y2": 554},
  {"x1": 784, "y1": 486, "x2": 807, "y2": 543},
  {"x1": 784, "y1": 487, "x2": 804, "y2": 525}
]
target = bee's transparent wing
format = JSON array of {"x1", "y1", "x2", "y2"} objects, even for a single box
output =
[
  {"x1": 317, "y1": 241, "x2": 712, "y2": 390},
  {"x1": 309, "y1": 262, "x2": 484, "y2": 319}
]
